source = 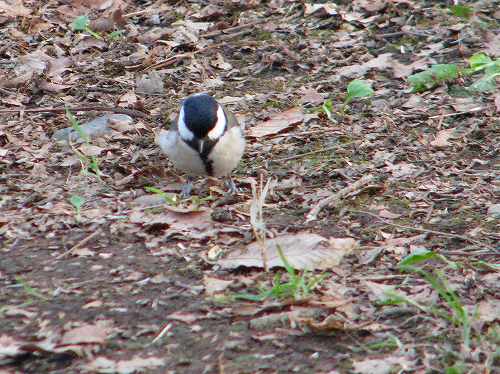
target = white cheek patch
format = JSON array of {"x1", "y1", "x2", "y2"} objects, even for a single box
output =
[
  {"x1": 178, "y1": 106, "x2": 194, "y2": 141},
  {"x1": 207, "y1": 105, "x2": 227, "y2": 140}
]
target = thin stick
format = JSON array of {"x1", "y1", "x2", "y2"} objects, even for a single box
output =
[
  {"x1": 351, "y1": 210, "x2": 494, "y2": 250},
  {"x1": 0, "y1": 106, "x2": 149, "y2": 119},
  {"x1": 272, "y1": 145, "x2": 340, "y2": 162},
  {"x1": 150, "y1": 323, "x2": 172, "y2": 345},
  {"x1": 56, "y1": 229, "x2": 101, "y2": 259},
  {"x1": 428, "y1": 107, "x2": 484, "y2": 119},
  {"x1": 306, "y1": 175, "x2": 375, "y2": 222},
  {"x1": 202, "y1": 19, "x2": 266, "y2": 38}
]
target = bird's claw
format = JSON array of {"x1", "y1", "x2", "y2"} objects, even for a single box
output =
[
  {"x1": 180, "y1": 180, "x2": 193, "y2": 199},
  {"x1": 224, "y1": 178, "x2": 238, "y2": 195}
]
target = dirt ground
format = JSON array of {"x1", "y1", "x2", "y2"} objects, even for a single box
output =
[{"x1": 0, "y1": 0, "x2": 499, "y2": 373}]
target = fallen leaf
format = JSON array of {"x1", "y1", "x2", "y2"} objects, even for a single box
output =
[
  {"x1": 204, "y1": 276, "x2": 234, "y2": 295},
  {"x1": 430, "y1": 128, "x2": 455, "y2": 148},
  {"x1": 78, "y1": 144, "x2": 105, "y2": 157},
  {"x1": 494, "y1": 93, "x2": 500, "y2": 112},
  {"x1": 299, "y1": 87, "x2": 325, "y2": 106},
  {"x1": 386, "y1": 162, "x2": 424, "y2": 179},
  {"x1": 0, "y1": 0, "x2": 31, "y2": 16},
  {"x1": 136, "y1": 71, "x2": 164, "y2": 95},
  {"x1": 337, "y1": 53, "x2": 393, "y2": 78},
  {"x1": 248, "y1": 108, "x2": 304, "y2": 138},
  {"x1": 72, "y1": 247, "x2": 96, "y2": 257},
  {"x1": 167, "y1": 311, "x2": 205, "y2": 324},
  {"x1": 219, "y1": 233, "x2": 357, "y2": 270},
  {"x1": 484, "y1": 31, "x2": 500, "y2": 57},
  {"x1": 58, "y1": 323, "x2": 109, "y2": 346},
  {"x1": 83, "y1": 300, "x2": 103, "y2": 309},
  {"x1": 352, "y1": 355, "x2": 415, "y2": 374},
  {"x1": 83, "y1": 356, "x2": 165, "y2": 374},
  {"x1": 304, "y1": 3, "x2": 338, "y2": 18},
  {"x1": 356, "y1": 0, "x2": 387, "y2": 12}
]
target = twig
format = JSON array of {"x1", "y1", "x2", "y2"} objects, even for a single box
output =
[
  {"x1": 0, "y1": 106, "x2": 149, "y2": 119},
  {"x1": 272, "y1": 145, "x2": 340, "y2": 162},
  {"x1": 56, "y1": 229, "x2": 101, "y2": 259},
  {"x1": 143, "y1": 52, "x2": 194, "y2": 71},
  {"x1": 250, "y1": 176, "x2": 273, "y2": 272},
  {"x1": 351, "y1": 210, "x2": 494, "y2": 250},
  {"x1": 428, "y1": 107, "x2": 484, "y2": 119},
  {"x1": 202, "y1": 19, "x2": 267, "y2": 38},
  {"x1": 150, "y1": 323, "x2": 172, "y2": 345},
  {"x1": 306, "y1": 175, "x2": 375, "y2": 222}
]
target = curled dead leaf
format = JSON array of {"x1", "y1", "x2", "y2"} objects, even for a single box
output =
[
  {"x1": 218, "y1": 233, "x2": 357, "y2": 270},
  {"x1": 248, "y1": 108, "x2": 304, "y2": 138}
]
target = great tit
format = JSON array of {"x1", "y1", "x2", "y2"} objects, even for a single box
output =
[{"x1": 157, "y1": 93, "x2": 245, "y2": 197}]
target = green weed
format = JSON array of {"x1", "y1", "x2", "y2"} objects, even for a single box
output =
[
  {"x1": 235, "y1": 246, "x2": 326, "y2": 302},
  {"x1": 71, "y1": 15, "x2": 103, "y2": 40},
  {"x1": 408, "y1": 52, "x2": 500, "y2": 93},
  {"x1": 399, "y1": 249, "x2": 471, "y2": 349},
  {"x1": 65, "y1": 109, "x2": 103, "y2": 180},
  {"x1": 322, "y1": 79, "x2": 374, "y2": 120},
  {"x1": 69, "y1": 195, "x2": 86, "y2": 222}
]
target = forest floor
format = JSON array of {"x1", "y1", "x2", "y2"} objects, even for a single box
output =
[{"x1": 0, "y1": 0, "x2": 499, "y2": 373}]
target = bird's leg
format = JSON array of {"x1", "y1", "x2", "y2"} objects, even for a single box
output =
[
  {"x1": 180, "y1": 176, "x2": 193, "y2": 198},
  {"x1": 224, "y1": 177, "x2": 238, "y2": 195}
]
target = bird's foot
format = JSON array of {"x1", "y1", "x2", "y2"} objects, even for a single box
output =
[
  {"x1": 224, "y1": 178, "x2": 238, "y2": 195},
  {"x1": 180, "y1": 177, "x2": 193, "y2": 198}
]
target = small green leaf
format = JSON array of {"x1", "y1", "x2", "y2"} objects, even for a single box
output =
[
  {"x1": 399, "y1": 248, "x2": 437, "y2": 268},
  {"x1": 345, "y1": 79, "x2": 374, "y2": 104},
  {"x1": 431, "y1": 64, "x2": 459, "y2": 81},
  {"x1": 145, "y1": 186, "x2": 164, "y2": 195},
  {"x1": 70, "y1": 195, "x2": 86, "y2": 210},
  {"x1": 450, "y1": 5, "x2": 473, "y2": 19},
  {"x1": 108, "y1": 30, "x2": 123, "y2": 40},
  {"x1": 322, "y1": 99, "x2": 335, "y2": 121},
  {"x1": 71, "y1": 15, "x2": 90, "y2": 31},
  {"x1": 408, "y1": 64, "x2": 459, "y2": 92},
  {"x1": 468, "y1": 53, "x2": 493, "y2": 71}
]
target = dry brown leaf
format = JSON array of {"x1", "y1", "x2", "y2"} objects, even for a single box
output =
[
  {"x1": 352, "y1": 355, "x2": 415, "y2": 374},
  {"x1": 355, "y1": 0, "x2": 387, "y2": 12},
  {"x1": 485, "y1": 32, "x2": 500, "y2": 57},
  {"x1": 299, "y1": 87, "x2": 325, "y2": 106},
  {"x1": 83, "y1": 356, "x2": 165, "y2": 374},
  {"x1": 203, "y1": 276, "x2": 234, "y2": 295},
  {"x1": 247, "y1": 108, "x2": 304, "y2": 138},
  {"x1": 430, "y1": 128, "x2": 455, "y2": 148},
  {"x1": 337, "y1": 53, "x2": 392, "y2": 78},
  {"x1": 218, "y1": 233, "x2": 357, "y2": 270},
  {"x1": 477, "y1": 299, "x2": 500, "y2": 323},
  {"x1": 386, "y1": 162, "x2": 424, "y2": 179},
  {"x1": 299, "y1": 315, "x2": 345, "y2": 333},
  {"x1": 72, "y1": 247, "x2": 96, "y2": 257},
  {"x1": 58, "y1": 323, "x2": 109, "y2": 346},
  {"x1": 0, "y1": 335, "x2": 22, "y2": 360},
  {"x1": 83, "y1": 300, "x2": 103, "y2": 309},
  {"x1": 167, "y1": 311, "x2": 205, "y2": 324},
  {"x1": 364, "y1": 281, "x2": 397, "y2": 302},
  {"x1": 0, "y1": 0, "x2": 31, "y2": 16},
  {"x1": 494, "y1": 93, "x2": 500, "y2": 112},
  {"x1": 304, "y1": 3, "x2": 338, "y2": 18}
]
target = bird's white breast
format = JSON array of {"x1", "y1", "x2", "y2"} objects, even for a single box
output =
[
  {"x1": 157, "y1": 129, "x2": 206, "y2": 176},
  {"x1": 209, "y1": 126, "x2": 246, "y2": 177}
]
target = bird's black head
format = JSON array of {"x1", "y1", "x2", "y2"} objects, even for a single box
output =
[{"x1": 182, "y1": 94, "x2": 218, "y2": 139}]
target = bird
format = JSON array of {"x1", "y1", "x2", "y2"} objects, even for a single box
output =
[{"x1": 157, "y1": 93, "x2": 245, "y2": 197}]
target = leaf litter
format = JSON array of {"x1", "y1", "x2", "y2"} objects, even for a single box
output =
[{"x1": 0, "y1": 0, "x2": 498, "y2": 373}]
